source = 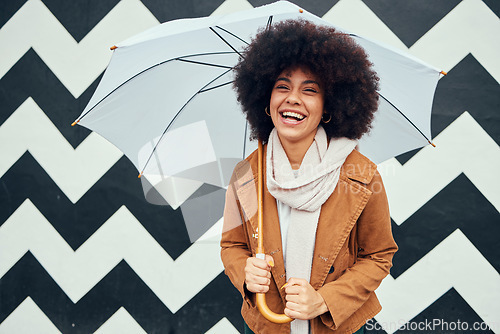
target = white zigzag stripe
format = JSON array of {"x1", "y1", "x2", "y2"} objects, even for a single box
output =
[
  {"x1": 0, "y1": 0, "x2": 159, "y2": 98},
  {"x1": 0, "y1": 97, "x2": 217, "y2": 208},
  {"x1": 410, "y1": 0, "x2": 500, "y2": 84},
  {"x1": 324, "y1": 0, "x2": 500, "y2": 84},
  {"x1": 375, "y1": 229, "x2": 500, "y2": 334},
  {"x1": 0, "y1": 297, "x2": 235, "y2": 334},
  {"x1": 2, "y1": 98, "x2": 498, "y2": 228},
  {"x1": 205, "y1": 318, "x2": 240, "y2": 334},
  {"x1": 94, "y1": 307, "x2": 147, "y2": 334},
  {"x1": 0, "y1": 200, "x2": 225, "y2": 313},
  {"x1": 323, "y1": 0, "x2": 409, "y2": 50},
  {"x1": 0, "y1": 300, "x2": 148, "y2": 334},
  {"x1": 378, "y1": 111, "x2": 500, "y2": 225},
  {"x1": 0, "y1": 298, "x2": 61, "y2": 334},
  {"x1": 0, "y1": 98, "x2": 123, "y2": 204},
  {"x1": 1, "y1": 0, "x2": 499, "y2": 98},
  {"x1": 0, "y1": 0, "x2": 251, "y2": 99}
]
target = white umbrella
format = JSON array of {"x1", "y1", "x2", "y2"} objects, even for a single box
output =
[{"x1": 73, "y1": 1, "x2": 443, "y2": 191}]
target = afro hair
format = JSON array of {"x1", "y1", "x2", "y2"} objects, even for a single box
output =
[{"x1": 233, "y1": 19, "x2": 380, "y2": 143}]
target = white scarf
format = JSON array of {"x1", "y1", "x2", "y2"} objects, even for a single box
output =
[{"x1": 266, "y1": 126, "x2": 357, "y2": 334}]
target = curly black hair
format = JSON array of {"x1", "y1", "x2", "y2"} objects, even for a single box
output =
[{"x1": 233, "y1": 19, "x2": 379, "y2": 143}]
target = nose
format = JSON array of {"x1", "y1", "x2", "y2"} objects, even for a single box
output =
[{"x1": 286, "y1": 90, "x2": 301, "y2": 105}]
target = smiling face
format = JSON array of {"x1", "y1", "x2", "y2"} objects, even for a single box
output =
[{"x1": 269, "y1": 66, "x2": 325, "y2": 150}]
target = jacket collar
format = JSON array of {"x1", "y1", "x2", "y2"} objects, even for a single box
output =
[{"x1": 340, "y1": 149, "x2": 377, "y2": 185}]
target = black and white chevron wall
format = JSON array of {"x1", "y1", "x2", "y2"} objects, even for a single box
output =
[{"x1": 1, "y1": 0, "x2": 499, "y2": 333}]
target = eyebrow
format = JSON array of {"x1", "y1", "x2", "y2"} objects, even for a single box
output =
[{"x1": 275, "y1": 77, "x2": 321, "y2": 86}]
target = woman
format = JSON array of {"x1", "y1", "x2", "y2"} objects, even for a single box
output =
[{"x1": 221, "y1": 20, "x2": 397, "y2": 334}]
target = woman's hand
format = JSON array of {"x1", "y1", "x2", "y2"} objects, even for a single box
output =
[
  {"x1": 244, "y1": 255, "x2": 274, "y2": 293},
  {"x1": 283, "y1": 278, "x2": 328, "y2": 320}
]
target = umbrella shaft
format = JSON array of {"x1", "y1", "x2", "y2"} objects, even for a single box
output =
[{"x1": 257, "y1": 140, "x2": 264, "y2": 254}]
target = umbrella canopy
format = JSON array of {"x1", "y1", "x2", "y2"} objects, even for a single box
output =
[{"x1": 74, "y1": 1, "x2": 443, "y2": 195}]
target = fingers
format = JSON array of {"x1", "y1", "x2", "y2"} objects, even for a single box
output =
[
  {"x1": 285, "y1": 292, "x2": 328, "y2": 320},
  {"x1": 244, "y1": 256, "x2": 274, "y2": 293},
  {"x1": 283, "y1": 278, "x2": 307, "y2": 295},
  {"x1": 284, "y1": 300, "x2": 310, "y2": 320},
  {"x1": 287, "y1": 277, "x2": 307, "y2": 286},
  {"x1": 246, "y1": 263, "x2": 271, "y2": 279},
  {"x1": 248, "y1": 256, "x2": 272, "y2": 270},
  {"x1": 283, "y1": 278, "x2": 325, "y2": 320},
  {"x1": 284, "y1": 303, "x2": 302, "y2": 320}
]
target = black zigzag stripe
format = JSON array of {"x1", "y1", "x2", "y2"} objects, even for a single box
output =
[
  {"x1": 483, "y1": 0, "x2": 500, "y2": 17},
  {"x1": 0, "y1": 0, "x2": 26, "y2": 29},
  {"x1": 362, "y1": 0, "x2": 461, "y2": 47},
  {"x1": 396, "y1": 54, "x2": 500, "y2": 164},
  {"x1": 431, "y1": 55, "x2": 500, "y2": 144},
  {"x1": 396, "y1": 289, "x2": 494, "y2": 334},
  {"x1": 3, "y1": 42, "x2": 498, "y2": 164},
  {"x1": 248, "y1": 0, "x2": 341, "y2": 17},
  {"x1": 43, "y1": 0, "x2": 120, "y2": 42},
  {"x1": 3, "y1": 156, "x2": 498, "y2": 278},
  {"x1": 365, "y1": 289, "x2": 494, "y2": 334},
  {"x1": 0, "y1": 50, "x2": 99, "y2": 148},
  {"x1": 141, "y1": 0, "x2": 225, "y2": 24},
  {"x1": 0, "y1": 253, "x2": 243, "y2": 334},
  {"x1": 0, "y1": 152, "x2": 194, "y2": 260},
  {"x1": 390, "y1": 174, "x2": 500, "y2": 278}
]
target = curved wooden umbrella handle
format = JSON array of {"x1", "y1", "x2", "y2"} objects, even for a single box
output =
[
  {"x1": 256, "y1": 291, "x2": 293, "y2": 323},
  {"x1": 256, "y1": 141, "x2": 293, "y2": 324}
]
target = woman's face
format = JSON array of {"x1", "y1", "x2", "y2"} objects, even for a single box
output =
[{"x1": 269, "y1": 66, "x2": 325, "y2": 147}]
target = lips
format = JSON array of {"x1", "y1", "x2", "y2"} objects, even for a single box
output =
[{"x1": 279, "y1": 110, "x2": 306, "y2": 123}]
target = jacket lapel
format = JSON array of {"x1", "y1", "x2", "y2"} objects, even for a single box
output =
[{"x1": 310, "y1": 174, "x2": 372, "y2": 289}]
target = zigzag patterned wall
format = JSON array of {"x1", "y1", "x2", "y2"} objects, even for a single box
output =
[{"x1": 0, "y1": 0, "x2": 499, "y2": 333}]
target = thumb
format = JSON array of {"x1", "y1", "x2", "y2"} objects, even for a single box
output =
[
  {"x1": 286, "y1": 277, "x2": 307, "y2": 287},
  {"x1": 265, "y1": 254, "x2": 275, "y2": 268}
]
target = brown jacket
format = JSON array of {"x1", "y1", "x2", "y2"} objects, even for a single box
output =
[{"x1": 220, "y1": 148, "x2": 398, "y2": 334}]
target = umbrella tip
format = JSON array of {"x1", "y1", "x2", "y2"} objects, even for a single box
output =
[
  {"x1": 138, "y1": 172, "x2": 143, "y2": 178},
  {"x1": 299, "y1": 9, "x2": 304, "y2": 13},
  {"x1": 71, "y1": 120, "x2": 79, "y2": 127},
  {"x1": 110, "y1": 45, "x2": 118, "y2": 51},
  {"x1": 440, "y1": 70, "x2": 447, "y2": 76},
  {"x1": 429, "y1": 140, "x2": 436, "y2": 147}
]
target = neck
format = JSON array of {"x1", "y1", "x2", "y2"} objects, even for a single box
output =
[{"x1": 278, "y1": 135, "x2": 315, "y2": 170}]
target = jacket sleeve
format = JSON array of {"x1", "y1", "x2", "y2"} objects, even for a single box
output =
[
  {"x1": 220, "y1": 170, "x2": 256, "y2": 307},
  {"x1": 317, "y1": 170, "x2": 398, "y2": 329}
]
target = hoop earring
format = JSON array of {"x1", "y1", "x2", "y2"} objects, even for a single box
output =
[
  {"x1": 322, "y1": 113, "x2": 332, "y2": 124},
  {"x1": 265, "y1": 107, "x2": 271, "y2": 117}
]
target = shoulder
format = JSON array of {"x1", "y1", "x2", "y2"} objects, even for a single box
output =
[
  {"x1": 341, "y1": 149, "x2": 378, "y2": 185},
  {"x1": 229, "y1": 148, "x2": 259, "y2": 190}
]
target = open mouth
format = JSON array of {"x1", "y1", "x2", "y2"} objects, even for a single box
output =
[{"x1": 280, "y1": 111, "x2": 305, "y2": 121}]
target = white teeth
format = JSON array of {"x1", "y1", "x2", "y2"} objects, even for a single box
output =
[{"x1": 282, "y1": 111, "x2": 305, "y2": 120}]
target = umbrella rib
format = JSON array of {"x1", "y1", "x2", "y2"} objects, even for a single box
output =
[
  {"x1": 266, "y1": 15, "x2": 273, "y2": 30},
  {"x1": 139, "y1": 68, "x2": 234, "y2": 176},
  {"x1": 378, "y1": 93, "x2": 433, "y2": 144},
  {"x1": 243, "y1": 121, "x2": 248, "y2": 160},
  {"x1": 199, "y1": 80, "x2": 233, "y2": 93},
  {"x1": 209, "y1": 27, "x2": 243, "y2": 58},
  {"x1": 75, "y1": 51, "x2": 237, "y2": 123},
  {"x1": 213, "y1": 26, "x2": 249, "y2": 46},
  {"x1": 177, "y1": 58, "x2": 233, "y2": 69}
]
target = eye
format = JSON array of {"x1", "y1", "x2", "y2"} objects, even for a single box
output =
[
  {"x1": 275, "y1": 84, "x2": 289, "y2": 90},
  {"x1": 304, "y1": 87, "x2": 318, "y2": 93}
]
